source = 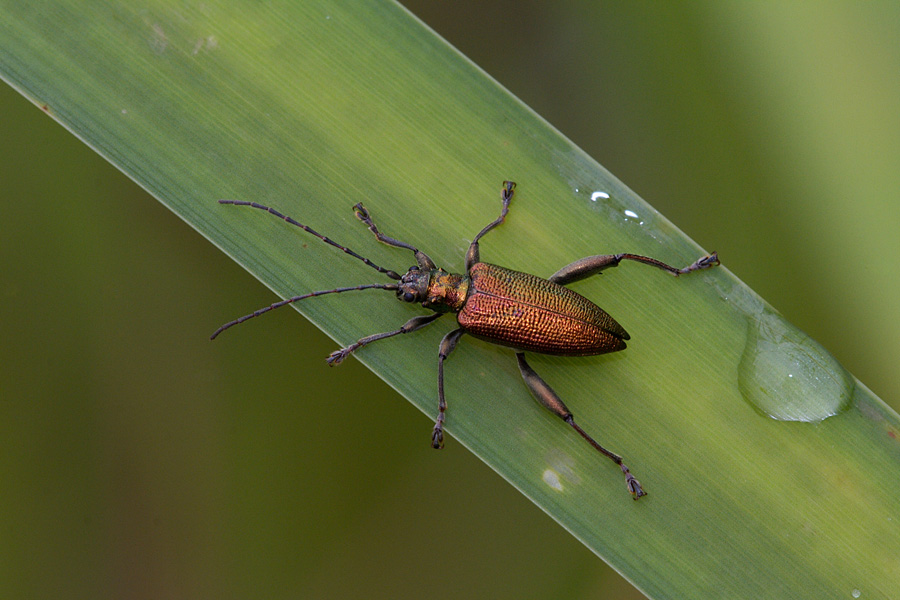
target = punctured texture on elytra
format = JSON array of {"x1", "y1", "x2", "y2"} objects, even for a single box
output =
[{"x1": 458, "y1": 263, "x2": 630, "y2": 355}]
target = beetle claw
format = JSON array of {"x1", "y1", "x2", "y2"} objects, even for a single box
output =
[
  {"x1": 352, "y1": 202, "x2": 370, "y2": 222},
  {"x1": 621, "y1": 464, "x2": 647, "y2": 499},
  {"x1": 431, "y1": 424, "x2": 444, "y2": 449},
  {"x1": 326, "y1": 348, "x2": 351, "y2": 366},
  {"x1": 679, "y1": 252, "x2": 720, "y2": 274}
]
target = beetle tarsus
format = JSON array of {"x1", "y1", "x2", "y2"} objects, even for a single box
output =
[
  {"x1": 431, "y1": 420, "x2": 444, "y2": 449},
  {"x1": 621, "y1": 464, "x2": 646, "y2": 499},
  {"x1": 677, "y1": 251, "x2": 719, "y2": 275},
  {"x1": 326, "y1": 347, "x2": 353, "y2": 366}
]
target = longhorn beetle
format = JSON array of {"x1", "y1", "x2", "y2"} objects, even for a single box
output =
[{"x1": 212, "y1": 181, "x2": 719, "y2": 498}]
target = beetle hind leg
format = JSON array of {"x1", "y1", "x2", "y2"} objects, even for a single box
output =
[
  {"x1": 549, "y1": 252, "x2": 719, "y2": 286},
  {"x1": 515, "y1": 352, "x2": 646, "y2": 499}
]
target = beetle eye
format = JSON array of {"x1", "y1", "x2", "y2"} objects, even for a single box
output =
[{"x1": 402, "y1": 291, "x2": 415, "y2": 302}]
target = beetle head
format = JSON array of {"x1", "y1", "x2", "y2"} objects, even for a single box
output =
[{"x1": 397, "y1": 266, "x2": 430, "y2": 303}]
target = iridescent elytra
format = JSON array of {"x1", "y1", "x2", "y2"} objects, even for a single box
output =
[{"x1": 212, "y1": 181, "x2": 719, "y2": 498}]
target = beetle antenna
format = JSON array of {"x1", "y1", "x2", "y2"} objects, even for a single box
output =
[
  {"x1": 219, "y1": 200, "x2": 403, "y2": 280},
  {"x1": 210, "y1": 283, "x2": 400, "y2": 340}
]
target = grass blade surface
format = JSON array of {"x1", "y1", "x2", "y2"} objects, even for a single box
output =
[{"x1": 2, "y1": 2, "x2": 898, "y2": 598}]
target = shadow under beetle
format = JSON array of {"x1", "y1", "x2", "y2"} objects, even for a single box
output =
[{"x1": 212, "y1": 181, "x2": 719, "y2": 499}]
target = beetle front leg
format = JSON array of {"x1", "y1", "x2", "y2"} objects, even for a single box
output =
[
  {"x1": 353, "y1": 203, "x2": 437, "y2": 270},
  {"x1": 326, "y1": 313, "x2": 443, "y2": 365},
  {"x1": 550, "y1": 252, "x2": 719, "y2": 286},
  {"x1": 515, "y1": 352, "x2": 646, "y2": 499},
  {"x1": 433, "y1": 328, "x2": 465, "y2": 449}
]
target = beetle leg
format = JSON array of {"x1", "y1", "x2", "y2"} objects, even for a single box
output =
[
  {"x1": 549, "y1": 252, "x2": 719, "y2": 286},
  {"x1": 432, "y1": 328, "x2": 465, "y2": 449},
  {"x1": 465, "y1": 181, "x2": 516, "y2": 271},
  {"x1": 515, "y1": 352, "x2": 646, "y2": 499},
  {"x1": 353, "y1": 203, "x2": 437, "y2": 270},
  {"x1": 326, "y1": 313, "x2": 443, "y2": 365},
  {"x1": 217, "y1": 200, "x2": 404, "y2": 280}
]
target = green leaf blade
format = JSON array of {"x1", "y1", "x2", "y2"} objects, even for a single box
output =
[{"x1": 3, "y1": 1, "x2": 899, "y2": 598}]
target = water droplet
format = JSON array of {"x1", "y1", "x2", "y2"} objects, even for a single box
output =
[
  {"x1": 852, "y1": 589, "x2": 861, "y2": 598},
  {"x1": 624, "y1": 209, "x2": 639, "y2": 219},
  {"x1": 542, "y1": 469, "x2": 564, "y2": 491},
  {"x1": 591, "y1": 191, "x2": 610, "y2": 201},
  {"x1": 738, "y1": 309, "x2": 852, "y2": 422}
]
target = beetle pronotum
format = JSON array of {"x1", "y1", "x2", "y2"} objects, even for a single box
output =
[{"x1": 212, "y1": 181, "x2": 719, "y2": 498}]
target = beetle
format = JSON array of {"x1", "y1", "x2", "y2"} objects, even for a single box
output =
[{"x1": 212, "y1": 181, "x2": 719, "y2": 498}]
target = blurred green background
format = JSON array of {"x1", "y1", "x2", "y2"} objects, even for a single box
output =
[{"x1": 1, "y1": 2, "x2": 897, "y2": 599}]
